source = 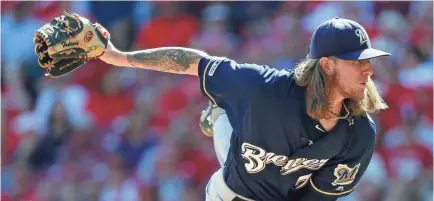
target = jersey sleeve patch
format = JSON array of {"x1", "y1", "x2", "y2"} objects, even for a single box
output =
[{"x1": 200, "y1": 57, "x2": 219, "y2": 104}]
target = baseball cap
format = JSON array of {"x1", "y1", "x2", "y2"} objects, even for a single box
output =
[{"x1": 309, "y1": 17, "x2": 391, "y2": 60}]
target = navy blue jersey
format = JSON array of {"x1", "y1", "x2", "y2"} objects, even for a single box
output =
[{"x1": 198, "y1": 56, "x2": 377, "y2": 201}]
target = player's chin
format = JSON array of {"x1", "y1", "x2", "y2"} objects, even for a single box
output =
[{"x1": 349, "y1": 89, "x2": 366, "y2": 101}]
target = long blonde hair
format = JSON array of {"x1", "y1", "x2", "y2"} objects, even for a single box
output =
[{"x1": 293, "y1": 57, "x2": 388, "y2": 119}]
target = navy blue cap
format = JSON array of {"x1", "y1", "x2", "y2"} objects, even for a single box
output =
[{"x1": 309, "y1": 17, "x2": 391, "y2": 60}]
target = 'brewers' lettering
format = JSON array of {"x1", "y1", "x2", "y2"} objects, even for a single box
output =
[{"x1": 241, "y1": 143, "x2": 328, "y2": 175}]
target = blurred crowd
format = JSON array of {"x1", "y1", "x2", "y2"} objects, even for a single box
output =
[{"x1": 1, "y1": 1, "x2": 432, "y2": 201}]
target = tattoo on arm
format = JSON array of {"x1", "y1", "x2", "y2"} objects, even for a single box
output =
[{"x1": 126, "y1": 47, "x2": 206, "y2": 73}]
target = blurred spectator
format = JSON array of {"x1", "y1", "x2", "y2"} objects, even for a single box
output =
[
  {"x1": 239, "y1": 15, "x2": 275, "y2": 65},
  {"x1": 32, "y1": 77, "x2": 92, "y2": 132},
  {"x1": 135, "y1": 2, "x2": 199, "y2": 49},
  {"x1": 371, "y1": 9, "x2": 410, "y2": 64},
  {"x1": 98, "y1": 153, "x2": 142, "y2": 201},
  {"x1": 116, "y1": 109, "x2": 160, "y2": 172},
  {"x1": 268, "y1": 2, "x2": 311, "y2": 69},
  {"x1": 190, "y1": 3, "x2": 238, "y2": 57},
  {"x1": 383, "y1": 106, "x2": 433, "y2": 152},
  {"x1": 85, "y1": 67, "x2": 134, "y2": 129},
  {"x1": 32, "y1": 2, "x2": 90, "y2": 22},
  {"x1": 2, "y1": 2, "x2": 42, "y2": 109},
  {"x1": 133, "y1": 1, "x2": 154, "y2": 27},
  {"x1": 229, "y1": 2, "x2": 280, "y2": 34},
  {"x1": 90, "y1": 1, "x2": 134, "y2": 50},
  {"x1": 1, "y1": 162, "x2": 42, "y2": 201},
  {"x1": 153, "y1": 142, "x2": 189, "y2": 201},
  {"x1": 380, "y1": 109, "x2": 433, "y2": 201},
  {"x1": 398, "y1": 46, "x2": 433, "y2": 89},
  {"x1": 374, "y1": 2, "x2": 411, "y2": 16},
  {"x1": 1, "y1": 2, "x2": 41, "y2": 68},
  {"x1": 27, "y1": 102, "x2": 73, "y2": 172}
]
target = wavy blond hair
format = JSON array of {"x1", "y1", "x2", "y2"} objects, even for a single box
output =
[{"x1": 293, "y1": 57, "x2": 388, "y2": 119}]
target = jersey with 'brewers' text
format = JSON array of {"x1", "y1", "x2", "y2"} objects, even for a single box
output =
[{"x1": 198, "y1": 56, "x2": 377, "y2": 201}]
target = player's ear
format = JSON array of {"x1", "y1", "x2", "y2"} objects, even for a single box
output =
[{"x1": 319, "y1": 57, "x2": 334, "y2": 75}]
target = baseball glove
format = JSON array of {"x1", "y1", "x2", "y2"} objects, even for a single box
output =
[{"x1": 33, "y1": 11, "x2": 110, "y2": 77}]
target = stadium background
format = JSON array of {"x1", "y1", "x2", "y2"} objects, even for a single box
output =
[{"x1": 1, "y1": 1, "x2": 433, "y2": 201}]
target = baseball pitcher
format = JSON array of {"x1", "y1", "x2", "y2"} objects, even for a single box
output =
[{"x1": 33, "y1": 12, "x2": 390, "y2": 201}]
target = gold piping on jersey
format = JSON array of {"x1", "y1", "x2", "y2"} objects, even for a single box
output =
[
  {"x1": 202, "y1": 59, "x2": 217, "y2": 105},
  {"x1": 309, "y1": 178, "x2": 356, "y2": 196}
]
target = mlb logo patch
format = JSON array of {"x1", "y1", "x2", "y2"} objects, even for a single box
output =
[
  {"x1": 208, "y1": 59, "x2": 222, "y2": 76},
  {"x1": 335, "y1": 186, "x2": 344, "y2": 191}
]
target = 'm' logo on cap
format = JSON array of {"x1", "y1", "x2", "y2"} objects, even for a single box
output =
[{"x1": 355, "y1": 29, "x2": 368, "y2": 46}]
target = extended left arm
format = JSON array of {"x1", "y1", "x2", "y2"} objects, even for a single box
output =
[{"x1": 100, "y1": 41, "x2": 208, "y2": 76}]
